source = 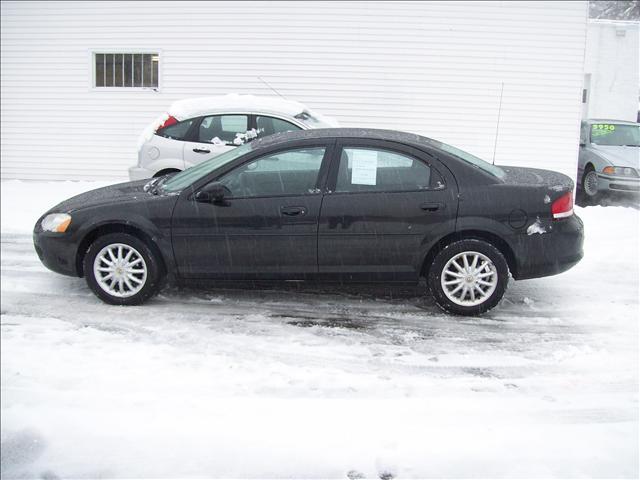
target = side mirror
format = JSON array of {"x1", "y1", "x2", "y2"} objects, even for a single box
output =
[
  {"x1": 195, "y1": 182, "x2": 227, "y2": 203},
  {"x1": 579, "y1": 142, "x2": 586, "y2": 147}
]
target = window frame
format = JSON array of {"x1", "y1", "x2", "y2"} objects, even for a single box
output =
[
  {"x1": 89, "y1": 49, "x2": 162, "y2": 91},
  {"x1": 326, "y1": 140, "x2": 446, "y2": 196}
]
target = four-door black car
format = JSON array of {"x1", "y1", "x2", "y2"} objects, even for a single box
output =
[{"x1": 33, "y1": 129, "x2": 584, "y2": 315}]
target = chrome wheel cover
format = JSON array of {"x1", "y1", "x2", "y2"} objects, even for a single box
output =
[
  {"x1": 441, "y1": 251, "x2": 498, "y2": 307},
  {"x1": 583, "y1": 171, "x2": 599, "y2": 197},
  {"x1": 93, "y1": 243, "x2": 147, "y2": 298}
]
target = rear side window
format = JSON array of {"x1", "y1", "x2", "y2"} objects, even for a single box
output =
[
  {"x1": 156, "y1": 119, "x2": 194, "y2": 140},
  {"x1": 198, "y1": 115, "x2": 249, "y2": 144},
  {"x1": 335, "y1": 148, "x2": 434, "y2": 193},
  {"x1": 256, "y1": 116, "x2": 301, "y2": 137}
]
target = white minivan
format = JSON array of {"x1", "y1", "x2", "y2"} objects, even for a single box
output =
[{"x1": 130, "y1": 94, "x2": 339, "y2": 180}]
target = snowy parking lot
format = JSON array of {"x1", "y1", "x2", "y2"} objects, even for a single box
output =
[{"x1": 1, "y1": 180, "x2": 638, "y2": 478}]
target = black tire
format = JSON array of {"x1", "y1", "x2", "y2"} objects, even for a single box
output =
[
  {"x1": 427, "y1": 239, "x2": 509, "y2": 316},
  {"x1": 581, "y1": 166, "x2": 600, "y2": 205},
  {"x1": 83, "y1": 232, "x2": 163, "y2": 305}
]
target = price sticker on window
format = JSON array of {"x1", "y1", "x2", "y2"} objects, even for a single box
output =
[
  {"x1": 591, "y1": 124, "x2": 616, "y2": 137},
  {"x1": 351, "y1": 150, "x2": 378, "y2": 185}
]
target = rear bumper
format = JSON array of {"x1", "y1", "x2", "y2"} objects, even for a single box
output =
[
  {"x1": 597, "y1": 174, "x2": 640, "y2": 194},
  {"x1": 512, "y1": 214, "x2": 584, "y2": 280}
]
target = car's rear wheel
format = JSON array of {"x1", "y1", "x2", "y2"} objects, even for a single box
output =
[
  {"x1": 428, "y1": 239, "x2": 509, "y2": 315},
  {"x1": 83, "y1": 233, "x2": 163, "y2": 305}
]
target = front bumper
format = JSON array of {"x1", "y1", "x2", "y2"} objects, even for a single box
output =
[
  {"x1": 33, "y1": 230, "x2": 79, "y2": 277},
  {"x1": 512, "y1": 214, "x2": 584, "y2": 280},
  {"x1": 129, "y1": 165, "x2": 154, "y2": 181},
  {"x1": 597, "y1": 174, "x2": 640, "y2": 194}
]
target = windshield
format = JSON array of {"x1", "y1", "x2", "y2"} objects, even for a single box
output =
[
  {"x1": 428, "y1": 140, "x2": 505, "y2": 179},
  {"x1": 162, "y1": 143, "x2": 254, "y2": 192},
  {"x1": 590, "y1": 123, "x2": 640, "y2": 147}
]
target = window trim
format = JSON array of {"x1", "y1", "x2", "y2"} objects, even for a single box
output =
[
  {"x1": 89, "y1": 49, "x2": 162, "y2": 91},
  {"x1": 327, "y1": 143, "x2": 445, "y2": 196}
]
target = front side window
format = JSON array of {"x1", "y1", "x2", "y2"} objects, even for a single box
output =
[
  {"x1": 94, "y1": 53, "x2": 159, "y2": 88},
  {"x1": 590, "y1": 123, "x2": 640, "y2": 147},
  {"x1": 219, "y1": 147, "x2": 326, "y2": 198},
  {"x1": 256, "y1": 116, "x2": 301, "y2": 137},
  {"x1": 335, "y1": 148, "x2": 433, "y2": 193},
  {"x1": 198, "y1": 115, "x2": 249, "y2": 144}
]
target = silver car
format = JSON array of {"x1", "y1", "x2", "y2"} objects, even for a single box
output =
[
  {"x1": 130, "y1": 95, "x2": 338, "y2": 180},
  {"x1": 577, "y1": 119, "x2": 640, "y2": 201}
]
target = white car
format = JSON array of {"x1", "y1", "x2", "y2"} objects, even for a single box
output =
[{"x1": 130, "y1": 94, "x2": 339, "y2": 180}]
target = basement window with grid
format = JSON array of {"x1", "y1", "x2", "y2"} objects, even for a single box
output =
[{"x1": 94, "y1": 53, "x2": 159, "y2": 88}]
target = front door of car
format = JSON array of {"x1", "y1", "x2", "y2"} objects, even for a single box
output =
[
  {"x1": 171, "y1": 142, "x2": 333, "y2": 279},
  {"x1": 182, "y1": 114, "x2": 250, "y2": 169},
  {"x1": 318, "y1": 140, "x2": 458, "y2": 282}
]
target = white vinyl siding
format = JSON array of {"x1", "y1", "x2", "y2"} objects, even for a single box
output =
[{"x1": 1, "y1": 1, "x2": 588, "y2": 181}]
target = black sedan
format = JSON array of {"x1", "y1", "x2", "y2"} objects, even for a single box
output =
[{"x1": 33, "y1": 129, "x2": 584, "y2": 315}]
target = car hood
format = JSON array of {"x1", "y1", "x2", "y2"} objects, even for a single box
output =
[
  {"x1": 589, "y1": 145, "x2": 640, "y2": 169},
  {"x1": 50, "y1": 179, "x2": 152, "y2": 213}
]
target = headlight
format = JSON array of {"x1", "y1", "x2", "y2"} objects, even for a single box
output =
[
  {"x1": 41, "y1": 213, "x2": 72, "y2": 232},
  {"x1": 602, "y1": 166, "x2": 638, "y2": 177}
]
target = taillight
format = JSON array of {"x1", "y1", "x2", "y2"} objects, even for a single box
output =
[
  {"x1": 551, "y1": 191, "x2": 574, "y2": 219},
  {"x1": 156, "y1": 115, "x2": 178, "y2": 131}
]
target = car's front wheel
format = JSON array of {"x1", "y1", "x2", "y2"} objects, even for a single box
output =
[
  {"x1": 428, "y1": 239, "x2": 509, "y2": 315},
  {"x1": 581, "y1": 167, "x2": 600, "y2": 201},
  {"x1": 83, "y1": 233, "x2": 163, "y2": 305}
]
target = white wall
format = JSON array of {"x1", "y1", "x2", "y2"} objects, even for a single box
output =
[
  {"x1": 1, "y1": 0, "x2": 588, "y2": 181},
  {"x1": 583, "y1": 20, "x2": 639, "y2": 122}
]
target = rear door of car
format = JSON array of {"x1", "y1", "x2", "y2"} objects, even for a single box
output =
[
  {"x1": 318, "y1": 139, "x2": 458, "y2": 282},
  {"x1": 182, "y1": 114, "x2": 250, "y2": 169}
]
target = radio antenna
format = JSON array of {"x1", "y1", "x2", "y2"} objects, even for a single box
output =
[
  {"x1": 492, "y1": 82, "x2": 504, "y2": 165},
  {"x1": 257, "y1": 76, "x2": 287, "y2": 100}
]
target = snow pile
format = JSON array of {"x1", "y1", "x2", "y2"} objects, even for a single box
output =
[{"x1": 0, "y1": 180, "x2": 113, "y2": 234}]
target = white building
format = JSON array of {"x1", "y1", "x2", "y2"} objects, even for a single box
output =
[
  {"x1": 1, "y1": 0, "x2": 588, "y2": 181},
  {"x1": 582, "y1": 20, "x2": 639, "y2": 122}
]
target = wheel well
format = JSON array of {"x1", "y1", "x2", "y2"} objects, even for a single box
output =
[
  {"x1": 420, "y1": 230, "x2": 517, "y2": 278},
  {"x1": 75, "y1": 223, "x2": 167, "y2": 277},
  {"x1": 584, "y1": 163, "x2": 595, "y2": 173},
  {"x1": 154, "y1": 168, "x2": 181, "y2": 178}
]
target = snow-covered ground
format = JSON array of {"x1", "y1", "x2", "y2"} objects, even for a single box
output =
[{"x1": 1, "y1": 180, "x2": 638, "y2": 479}]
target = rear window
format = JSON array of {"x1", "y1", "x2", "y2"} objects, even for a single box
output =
[
  {"x1": 429, "y1": 140, "x2": 505, "y2": 179},
  {"x1": 156, "y1": 119, "x2": 194, "y2": 140}
]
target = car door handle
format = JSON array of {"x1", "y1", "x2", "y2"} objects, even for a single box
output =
[
  {"x1": 193, "y1": 148, "x2": 211, "y2": 154},
  {"x1": 420, "y1": 202, "x2": 443, "y2": 212},
  {"x1": 280, "y1": 206, "x2": 306, "y2": 216}
]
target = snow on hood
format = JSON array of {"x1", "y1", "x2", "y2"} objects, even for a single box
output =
[
  {"x1": 136, "y1": 94, "x2": 339, "y2": 150},
  {"x1": 589, "y1": 145, "x2": 640, "y2": 169}
]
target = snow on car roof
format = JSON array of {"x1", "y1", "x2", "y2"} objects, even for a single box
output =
[{"x1": 169, "y1": 93, "x2": 315, "y2": 120}]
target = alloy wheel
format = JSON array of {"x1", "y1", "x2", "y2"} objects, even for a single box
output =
[
  {"x1": 93, "y1": 243, "x2": 148, "y2": 298},
  {"x1": 440, "y1": 251, "x2": 498, "y2": 307}
]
